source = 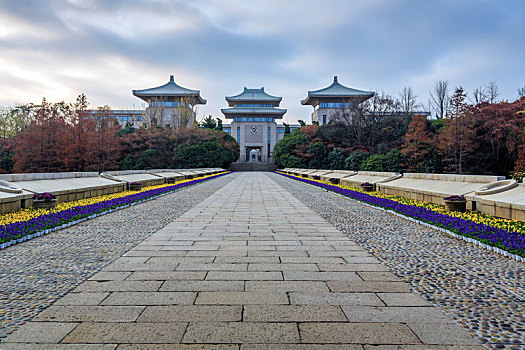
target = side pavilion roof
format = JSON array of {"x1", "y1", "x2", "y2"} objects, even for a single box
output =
[
  {"x1": 301, "y1": 76, "x2": 374, "y2": 105},
  {"x1": 133, "y1": 75, "x2": 206, "y2": 104}
]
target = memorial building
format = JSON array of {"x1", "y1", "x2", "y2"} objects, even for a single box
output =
[
  {"x1": 221, "y1": 87, "x2": 288, "y2": 163},
  {"x1": 302, "y1": 76, "x2": 375, "y2": 125},
  {"x1": 133, "y1": 75, "x2": 206, "y2": 128}
]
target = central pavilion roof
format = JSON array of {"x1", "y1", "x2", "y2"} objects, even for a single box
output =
[
  {"x1": 226, "y1": 87, "x2": 282, "y2": 107},
  {"x1": 222, "y1": 87, "x2": 286, "y2": 119},
  {"x1": 132, "y1": 75, "x2": 206, "y2": 105},
  {"x1": 301, "y1": 76, "x2": 374, "y2": 106}
]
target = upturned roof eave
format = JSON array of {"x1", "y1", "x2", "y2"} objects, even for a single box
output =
[{"x1": 221, "y1": 107, "x2": 287, "y2": 114}]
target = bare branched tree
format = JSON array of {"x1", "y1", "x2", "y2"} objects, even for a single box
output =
[
  {"x1": 144, "y1": 97, "x2": 167, "y2": 127},
  {"x1": 518, "y1": 86, "x2": 525, "y2": 99},
  {"x1": 429, "y1": 80, "x2": 449, "y2": 119},
  {"x1": 399, "y1": 87, "x2": 421, "y2": 115},
  {"x1": 486, "y1": 81, "x2": 499, "y2": 103},
  {"x1": 174, "y1": 97, "x2": 194, "y2": 129},
  {"x1": 471, "y1": 86, "x2": 489, "y2": 104}
]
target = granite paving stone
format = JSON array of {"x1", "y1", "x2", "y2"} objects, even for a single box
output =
[
  {"x1": 137, "y1": 305, "x2": 242, "y2": 322},
  {"x1": 0, "y1": 172, "x2": 490, "y2": 348},
  {"x1": 182, "y1": 322, "x2": 300, "y2": 344},
  {"x1": 271, "y1": 172, "x2": 524, "y2": 349},
  {"x1": 62, "y1": 322, "x2": 188, "y2": 344}
]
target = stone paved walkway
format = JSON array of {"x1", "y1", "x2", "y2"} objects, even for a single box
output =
[
  {"x1": 271, "y1": 172, "x2": 525, "y2": 349},
  {"x1": 0, "y1": 173, "x2": 236, "y2": 340},
  {"x1": 2, "y1": 172, "x2": 483, "y2": 348}
]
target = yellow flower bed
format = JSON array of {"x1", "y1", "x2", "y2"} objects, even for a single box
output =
[
  {"x1": 0, "y1": 172, "x2": 227, "y2": 227},
  {"x1": 277, "y1": 171, "x2": 525, "y2": 235}
]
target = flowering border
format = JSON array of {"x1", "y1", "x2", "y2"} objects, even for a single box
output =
[
  {"x1": 276, "y1": 171, "x2": 525, "y2": 261},
  {"x1": 0, "y1": 172, "x2": 231, "y2": 249}
]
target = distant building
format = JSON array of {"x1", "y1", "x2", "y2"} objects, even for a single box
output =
[
  {"x1": 132, "y1": 75, "x2": 206, "y2": 128},
  {"x1": 302, "y1": 76, "x2": 375, "y2": 125},
  {"x1": 221, "y1": 87, "x2": 299, "y2": 163},
  {"x1": 85, "y1": 109, "x2": 145, "y2": 127}
]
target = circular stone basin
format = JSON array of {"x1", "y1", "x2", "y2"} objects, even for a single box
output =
[
  {"x1": 475, "y1": 179, "x2": 518, "y2": 195},
  {"x1": 0, "y1": 180, "x2": 23, "y2": 194}
]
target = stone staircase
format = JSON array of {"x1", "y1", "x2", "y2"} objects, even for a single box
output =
[{"x1": 229, "y1": 162, "x2": 278, "y2": 172}]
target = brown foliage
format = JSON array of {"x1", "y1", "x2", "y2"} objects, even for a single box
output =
[{"x1": 402, "y1": 115, "x2": 432, "y2": 172}]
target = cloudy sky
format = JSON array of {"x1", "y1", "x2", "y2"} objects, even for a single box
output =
[{"x1": 0, "y1": 0, "x2": 523, "y2": 123}]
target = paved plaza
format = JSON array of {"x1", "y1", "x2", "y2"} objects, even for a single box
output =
[{"x1": 1, "y1": 172, "x2": 488, "y2": 348}]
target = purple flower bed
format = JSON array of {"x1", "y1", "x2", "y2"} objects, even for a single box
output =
[
  {"x1": 277, "y1": 172, "x2": 525, "y2": 257},
  {"x1": 0, "y1": 172, "x2": 229, "y2": 244}
]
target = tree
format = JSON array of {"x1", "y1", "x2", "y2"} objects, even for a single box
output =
[
  {"x1": 327, "y1": 148, "x2": 345, "y2": 170},
  {"x1": 438, "y1": 87, "x2": 477, "y2": 174},
  {"x1": 173, "y1": 139, "x2": 237, "y2": 168},
  {"x1": 201, "y1": 115, "x2": 217, "y2": 129},
  {"x1": 429, "y1": 80, "x2": 449, "y2": 119},
  {"x1": 0, "y1": 104, "x2": 33, "y2": 139},
  {"x1": 307, "y1": 142, "x2": 330, "y2": 169},
  {"x1": 13, "y1": 98, "x2": 73, "y2": 172},
  {"x1": 486, "y1": 81, "x2": 500, "y2": 103},
  {"x1": 360, "y1": 149, "x2": 403, "y2": 172},
  {"x1": 399, "y1": 87, "x2": 421, "y2": 115},
  {"x1": 518, "y1": 86, "x2": 525, "y2": 99},
  {"x1": 298, "y1": 120, "x2": 306, "y2": 127},
  {"x1": 283, "y1": 123, "x2": 290, "y2": 135},
  {"x1": 345, "y1": 150, "x2": 370, "y2": 170},
  {"x1": 90, "y1": 106, "x2": 122, "y2": 171},
  {"x1": 401, "y1": 115, "x2": 433, "y2": 172},
  {"x1": 216, "y1": 118, "x2": 223, "y2": 131},
  {"x1": 272, "y1": 132, "x2": 308, "y2": 168},
  {"x1": 472, "y1": 86, "x2": 489, "y2": 104}
]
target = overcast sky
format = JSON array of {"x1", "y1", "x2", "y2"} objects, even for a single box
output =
[{"x1": 0, "y1": 0, "x2": 524, "y2": 124}]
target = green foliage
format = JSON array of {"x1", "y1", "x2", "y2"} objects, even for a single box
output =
[
  {"x1": 298, "y1": 120, "x2": 306, "y2": 127},
  {"x1": 201, "y1": 115, "x2": 217, "y2": 129},
  {"x1": 121, "y1": 155, "x2": 136, "y2": 170},
  {"x1": 137, "y1": 149, "x2": 160, "y2": 169},
  {"x1": 116, "y1": 123, "x2": 135, "y2": 137},
  {"x1": 307, "y1": 142, "x2": 330, "y2": 169},
  {"x1": 278, "y1": 154, "x2": 305, "y2": 168},
  {"x1": 284, "y1": 123, "x2": 290, "y2": 135},
  {"x1": 345, "y1": 151, "x2": 370, "y2": 170},
  {"x1": 216, "y1": 118, "x2": 223, "y2": 131},
  {"x1": 361, "y1": 149, "x2": 404, "y2": 172},
  {"x1": 0, "y1": 144, "x2": 13, "y2": 173},
  {"x1": 327, "y1": 148, "x2": 345, "y2": 170},
  {"x1": 173, "y1": 139, "x2": 237, "y2": 168},
  {"x1": 272, "y1": 132, "x2": 308, "y2": 168}
]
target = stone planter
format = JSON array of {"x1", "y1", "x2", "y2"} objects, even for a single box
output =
[
  {"x1": 361, "y1": 185, "x2": 374, "y2": 192},
  {"x1": 301, "y1": 174, "x2": 308, "y2": 178},
  {"x1": 33, "y1": 199, "x2": 57, "y2": 210},
  {"x1": 444, "y1": 200, "x2": 467, "y2": 212},
  {"x1": 167, "y1": 178, "x2": 176, "y2": 184},
  {"x1": 329, "y1": 178, "x2": 340, "y2": 184},
  {"x1": 313, "y1": 175, "x2": 321, "y2": 180},
  {"x1": 129, "y1": 183, "x2": 143, "y2": 191}
]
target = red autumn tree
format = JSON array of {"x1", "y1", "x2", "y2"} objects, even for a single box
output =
[
  {"x1": 438, "y1": 87, "x2": 478, "y2": 174},
  {"x1": 401, "y1": 114, "x2": 433, "y2": 172},
  {"x1": 13, "y1": 98, "x2": 73, "y2": 172},
  {"x1": 65, "y1": 94, "x2": 99, "y2": 171},
  {"x1": 89, "y1": 106, "x2": 122, "y2": 172},
  {"x1": 471, "y1": 97, "x2": 525, "y2": 174}
]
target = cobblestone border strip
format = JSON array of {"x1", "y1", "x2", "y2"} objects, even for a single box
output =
[
  {"x1": 0, "y1": 172, "x2": 231, "y2": 251},
  {"x1": 277, "y1": 172, "x2": 525, "y2": 263}
]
